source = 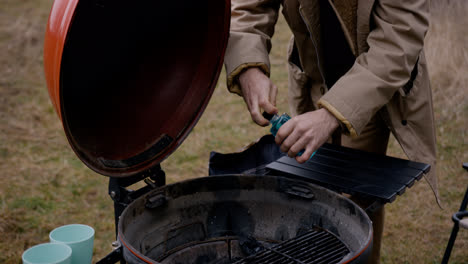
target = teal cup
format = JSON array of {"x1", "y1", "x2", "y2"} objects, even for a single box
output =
[
  {"x1": 22, "y1": 243, "x2": 72, "y2": 264},
  {"x1": 49, "y1": 224, "x2": 95, "y2": 264}
]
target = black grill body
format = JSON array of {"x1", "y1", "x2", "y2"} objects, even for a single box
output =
[{"x1": 118, "y1": 175, "x2": 373, "y2": 264}]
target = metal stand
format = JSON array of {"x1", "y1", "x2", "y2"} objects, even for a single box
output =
[
  {"x1": 441, "y1": 163, "x2": 468, "y2": 264},
  {"x1": 97, "y1": 165, "x2": 166, "y2": 264}
]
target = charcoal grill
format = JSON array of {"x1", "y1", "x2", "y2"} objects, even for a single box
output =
[
  {"x1": 116, "y1": 175, "x2": 372, "y2": 264},
  {"x1": 43, "y1": 0, "x2": 431, "y2": 263}
]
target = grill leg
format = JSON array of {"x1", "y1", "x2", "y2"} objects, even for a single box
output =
[
  {"x1": 441, "y1": 163, "x2": 468, "y2": 264},
  {"x1": 441, "y1": 222, "x2": 460, "y2": 264}
]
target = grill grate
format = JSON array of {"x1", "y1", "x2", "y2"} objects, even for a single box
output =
[{"x1": 234, "y1": 228, "x2": 350, "y2": 264}]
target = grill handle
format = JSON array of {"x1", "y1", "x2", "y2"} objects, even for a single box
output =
[
  {"x1": 283, "y1": 184, "x2": 315, "y2": 200},
  {"x1": 145, "y1": 192, "x2": 167, "y2": 209}
]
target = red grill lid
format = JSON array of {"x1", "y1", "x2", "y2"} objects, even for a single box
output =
[{"x1": 44, "y1": 0, "x2": 230, "y2": 177}]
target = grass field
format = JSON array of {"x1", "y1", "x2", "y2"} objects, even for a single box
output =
[{"x1": 0, "y1": 0, "x2": 467, "y2": 263}]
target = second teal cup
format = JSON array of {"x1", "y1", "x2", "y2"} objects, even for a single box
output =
[
  {"x1": 22, "y1": 243, "x2": 72, "y2": 264},
  {"x1": 49, "y1": 224, "x2": 95, "y2": 264}
]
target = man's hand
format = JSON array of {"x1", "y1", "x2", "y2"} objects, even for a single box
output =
[
  {"x1": 238, "y1": 67, "x2": 278, "y2": 126},
  {"x1": 275, "y1": 108, "x2": 340, "y2": 163}
]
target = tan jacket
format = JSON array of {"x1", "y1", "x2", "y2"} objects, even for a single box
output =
[{"x1": 224, "y1": 0, "x2": 439, "y2": 203}]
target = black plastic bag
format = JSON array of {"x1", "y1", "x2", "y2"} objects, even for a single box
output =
[{"x1": 209, "y1": 134, "x2": 284, "y2": 175}]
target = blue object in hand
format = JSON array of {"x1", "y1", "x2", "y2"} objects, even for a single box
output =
[
  {"x1": 269, "y1": 113, "x2": 291, "y2": 138},
  {"x1": 263, "y1": 112, "x2": 316, "y2": 160}
]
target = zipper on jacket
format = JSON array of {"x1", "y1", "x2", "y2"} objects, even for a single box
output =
[{"x1": 298, "y1": 6, "x2": 328, "y2": 91}]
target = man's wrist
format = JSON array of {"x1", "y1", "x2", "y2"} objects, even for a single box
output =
[
  {"x1": 239, "y1": 67, "x2": 264, "y2": 85},
  {"x1": 321, "y1": 108, "x2": 340, "y2": 131}
]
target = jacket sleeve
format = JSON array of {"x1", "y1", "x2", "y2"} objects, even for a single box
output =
[
  {"x1": 224, "y1": 0, "x2": 281, "y2": 96},
  {"x1": 318, "y1": 0, "x2": 429, "y2": 137}
]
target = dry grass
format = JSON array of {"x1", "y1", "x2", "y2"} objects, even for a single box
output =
[
  {"x1": 0, "y1": 0, "x2": 114, "y2": 262},
  {"x1": 383, "y1": 1, "x2": 468, "y2": 263},
  {"x1": 0, "y1": 0, "x2": 467, "y2": 263}
]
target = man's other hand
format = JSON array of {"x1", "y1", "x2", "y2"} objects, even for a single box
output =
[
  {"x1": 275, "y1": 108, "x2": 340, "y2": 163},
  {"x1": 238, "y1": 67, "x2": 278, "y2": 126}
]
